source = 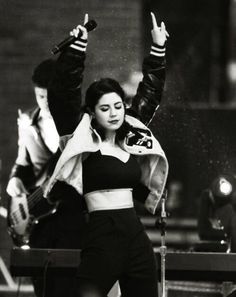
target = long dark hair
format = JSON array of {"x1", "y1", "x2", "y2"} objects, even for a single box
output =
[{"x1": 84, "y1": 78, "x2": 131, "y2": 141}]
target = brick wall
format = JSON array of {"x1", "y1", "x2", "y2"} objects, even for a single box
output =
[{"x1": 0, "y1": 0, "x2": 142, "y2": 270}]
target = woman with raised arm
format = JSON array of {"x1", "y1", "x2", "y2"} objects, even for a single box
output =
[{"x1": 46, "y1": 12, "x2": 169, "y2": 297}]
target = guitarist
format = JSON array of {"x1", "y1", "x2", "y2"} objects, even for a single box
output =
[{"x1": 6, "y1": 59, "x2": 88, "y2": 297}]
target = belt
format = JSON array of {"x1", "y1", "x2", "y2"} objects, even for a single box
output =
[{"x1": 84, "y1": 188, "x2": 134, "y2": 213}]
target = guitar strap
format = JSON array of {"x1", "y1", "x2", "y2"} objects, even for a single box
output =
[{"x1": 34, "y1": 149, "x2": 61, "y2": 188}]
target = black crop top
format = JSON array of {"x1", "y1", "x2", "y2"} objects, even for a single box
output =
[{"x1": 82, "y1": 150, "x2": 141, "y2": 195}]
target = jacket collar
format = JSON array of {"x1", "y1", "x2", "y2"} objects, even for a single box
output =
[
  {"x1": 57, "y1": 113, "x2": 100, "y2": 167},
  {"x1": 58, "y1": 112, "x2": 166, "y2": 168}
]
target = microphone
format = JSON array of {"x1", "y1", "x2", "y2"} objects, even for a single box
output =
[{"x1": 51, "y1": 20, "x2": 97, "y2": 55}]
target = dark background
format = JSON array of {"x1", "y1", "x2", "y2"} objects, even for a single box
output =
[{"x1": 144, "y1": 0, "x2": 236, "y2": 216}]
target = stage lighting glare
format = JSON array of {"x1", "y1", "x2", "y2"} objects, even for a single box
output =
[
  {"x1": 218, "y1": 178, "x2": 233, "y2": 196},
  {"x1": 20, "y1": 244, "x2": 30, "y2": 250}
]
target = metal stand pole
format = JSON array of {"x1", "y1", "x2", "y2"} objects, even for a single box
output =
[{"x1": 156, "y1": 190, "x2": 168, "y2": 297}]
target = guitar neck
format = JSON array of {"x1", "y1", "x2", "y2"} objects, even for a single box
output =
[{"x1": 27, "y1": 187, "x2": 44, "y2": 208}]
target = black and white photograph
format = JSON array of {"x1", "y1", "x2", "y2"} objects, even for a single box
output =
[{"x1": 1, "y1": 1, "x2": 236, "y2": 297}]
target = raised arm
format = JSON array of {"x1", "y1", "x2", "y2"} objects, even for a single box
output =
[
  {"x1": 129, "y1": 12, "x2": 168, "y2": 125},
  {"x1": 48, "y1": 18, "x2": 89, "y2": 136}
]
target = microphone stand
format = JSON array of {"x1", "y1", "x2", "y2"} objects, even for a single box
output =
[{"x1": 156, "y1": 190, "x2": 168, "y2": 297}]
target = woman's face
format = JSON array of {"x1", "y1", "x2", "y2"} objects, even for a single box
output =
[{"x1": 94, "y1": 92, "x2": 125, "y2": 132}]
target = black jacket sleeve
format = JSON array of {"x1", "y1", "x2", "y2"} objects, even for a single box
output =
[
  {"x1": 129, "y1": 47, "x2": 166, "y2": 203},
  {"x1": 48, "y1": 47, "x2": 86, "y2": 136},
  {"x1": 128, "y1": 48, "x2": 166, "y2": 126}
]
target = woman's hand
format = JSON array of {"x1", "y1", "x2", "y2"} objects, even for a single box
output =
[
  {"x1": 70, "y1": 13, "x2": 89, "y2": 40},
  {"x1": 151, "y1": 12, "x2": 169, "y2": 46}
]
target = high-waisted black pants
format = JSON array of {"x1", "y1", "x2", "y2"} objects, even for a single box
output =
[{"x1": 75, "y1": 208, "x2": 158, "y2": 297}]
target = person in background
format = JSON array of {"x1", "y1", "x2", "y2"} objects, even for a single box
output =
[
  {"x1": 45, "y1": 12, "x2": 169, "y2": 297},
  {"x1": 6, "y1": 59, "x2": 88, "y2": 297}
]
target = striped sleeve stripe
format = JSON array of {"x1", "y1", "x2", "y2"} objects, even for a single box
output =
[
  {"x1": 70, "y1": 39, "x2": 87, "y2": 52},
  {"x1": 150, "y1": 45, "x2": 166, "y2": 57}
]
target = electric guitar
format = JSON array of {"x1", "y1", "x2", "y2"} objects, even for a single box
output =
[{"x1": 7, "y1": 181, "x2": 58, "y2": 247}]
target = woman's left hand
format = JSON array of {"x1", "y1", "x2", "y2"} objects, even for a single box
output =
[{"x1": 150, "y1": 12, "x2": 169, "y2": 46}]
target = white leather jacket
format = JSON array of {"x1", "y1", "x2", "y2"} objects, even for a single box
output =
[{"x1": 44, "y1": 113, "x2": 168, "y2": 214}]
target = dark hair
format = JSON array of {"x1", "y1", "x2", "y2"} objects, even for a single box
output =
[
  {"x1": 84, "y1": 78, "x2": 129, "y2": 141},
  {"x1": 32, "y1": 59, "x2": 56, "y2": 88},
  {"x1": 85, "y1": 78, "x2": 125, "y2": 112}
]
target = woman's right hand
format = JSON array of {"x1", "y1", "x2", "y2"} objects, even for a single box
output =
[
  {"x1": 70, "y1": 13, "x2": 89, "y2": 40},
  {"x1": 6, "y1": 177, "x2": 29, "y2": 197}
]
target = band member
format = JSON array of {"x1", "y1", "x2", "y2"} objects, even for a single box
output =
[
  {"x1": 6, "y1": 59, "x2": 88, "y2": 297},
  {"x1": 45, "y1": 12, "x2": 169, "y2": 297}
]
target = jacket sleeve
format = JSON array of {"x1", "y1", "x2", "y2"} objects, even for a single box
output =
[
  {"x1": 128, "y1": 43, "x2": 166, "y2": 126},
  {"x1": 48, "y1": 39, "x2": 87, "y2": 136}
]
